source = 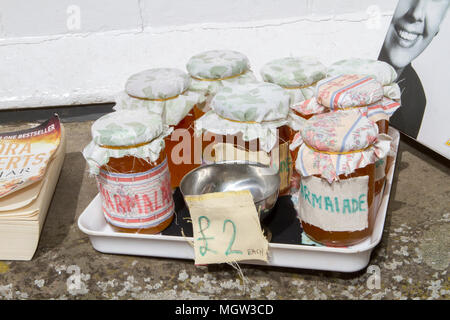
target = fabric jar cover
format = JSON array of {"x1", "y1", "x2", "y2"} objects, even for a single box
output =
[
  {"x1": 186, "y1": 50, "x2": 258, "y2": 109},
  {"x1": 315, "y1": 74, "x2": 401, "y2": 123},
  {"x1": 114, "y1": 68, "x2": 204, "y2": 126},
  {"x1": 260, "y1": 56, "x2": 327, "y2": 106},
  {"x1": 293, "y1": 109, "x2": 392, "y2": 183},
  {"x1": 194, "y1": 82, "x2": 291, "y2": 153},
  {"x1": 327, "y1": 58, "x2": 401, "y2": 100},
  {"x1": 260, "y1": 56, "x2": 327, "y2": 132},
  {"x1": 82, "y1": 110, "x2": 173, "y2": 175}
]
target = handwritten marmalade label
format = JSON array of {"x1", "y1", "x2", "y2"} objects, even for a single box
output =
[
  {"x1": 299, "y1": 175, "x2": 369, "y2": 232},
  {"x1": 96, "y1": 159, "x2": 174, "y2": 229},
  {"x1": 184, "y1": 190, "x2": 268, "y2": 265},
  {"x1": 0, "y1": 115, "x2": 61, "y2": 198},
  {"x1": 274, "y1": 141, "x2": 292, "y2": 192}
]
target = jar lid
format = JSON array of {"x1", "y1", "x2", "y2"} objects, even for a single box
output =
[
  {"x1": 91, "y1": 110, "x2": 164, "y2": 147},
  {"x1": 125, "y1": 68, "x2": 190, "y2": 100},
  {"x1": 186, "y1": 50, "x2": 250, "y2": 80},
  {"x1": 302, "y1": 109, "x2": 378, "y2": 153},
  {"x1": 293, "y1": 109, "x2": 391, "y2": 182},
  {"x1": 211, "y1": 82, "x2": 291, "y2": 123},
  {"x1": 316, "y1": 74, "x2": 384, "y2": 110},
  {"x1": 327, "y1": 58, "x2": 398, "y2": 86},
  {"x1": 260, "y1": 56, "x2": 326, "y2": 88}
]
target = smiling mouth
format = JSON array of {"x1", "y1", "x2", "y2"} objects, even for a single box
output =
[{"x1": 394, "y1": 25, "x2": 421, "y2": 45}]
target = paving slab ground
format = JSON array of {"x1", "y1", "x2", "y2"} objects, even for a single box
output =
[{"x1": 0, "y1": 119, "x2": 448, "y2": 300}]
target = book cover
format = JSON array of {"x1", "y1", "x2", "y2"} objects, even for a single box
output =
[{"x1": 0, "y1": 115, "x2": 61, "y2": 198}]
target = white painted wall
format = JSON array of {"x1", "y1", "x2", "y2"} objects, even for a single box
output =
[{"x1": 0, "y1": 0, "x2": 397, "y2": 110}]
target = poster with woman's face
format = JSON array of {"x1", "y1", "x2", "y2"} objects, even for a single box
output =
[{"x1": 378, "y1": 0, "x2": 450, "y2": 159}]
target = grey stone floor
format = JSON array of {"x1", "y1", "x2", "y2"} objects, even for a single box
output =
[{"x1": 0, "y1": 120, "x2": 448, "y2": 300}]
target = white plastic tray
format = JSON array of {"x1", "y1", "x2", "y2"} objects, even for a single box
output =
[{"x1": 78, "y1": 128, "x2": 400, "y2": 273}]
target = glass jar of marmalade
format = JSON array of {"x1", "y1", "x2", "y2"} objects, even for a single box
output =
[
  {"x1": 82, "y1": 110, "x2": 174, "y2": 235},
  {"x1": 260, "y1": 57, "x2": 327, "y2": 195},
  {"x1": 294, "y1": 110, "x2": 391, "y2": 246},
  {"x1": 195, "y1": 82, "x2": 291, "y2": 195},
  {"x1": 115, "y1": 67, "x2": 204, "y2": 189},
  {"x1": 315, "y1": 74, "x2": 400, "y2": 210}
]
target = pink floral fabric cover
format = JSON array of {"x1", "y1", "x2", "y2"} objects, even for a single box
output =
[
  {"x1": 315, "y1": 74, "x2": 384, "y2": 110},
  {"x1": 292, "y1": 109, "x2": 391, "y2": 183}
]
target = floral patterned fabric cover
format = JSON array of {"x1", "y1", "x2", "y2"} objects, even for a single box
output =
[
  {"x1": 82, "y1": 110, "x2": 172, "y2": 175},
  {"x1": 260, "y1": 56, "x2": 327, "y2": 106},
  {"x1": 125, "y1": 68, "x2": 189, "y2": 99},
  {"x1": 211, "y1": 82, "x2": 290, "y2": 122},
  {"x1": 327, "y1": 58, "x2": 401, "y2": 100},
  {"x1": 292, "y1": 109, "x2": 391, "y2": 183},
  {"x1": 315, "y1": 74, "x2": 384, "y2": 110},
  {"x1": 315, "y1": 74, "x2": 401, "y2": 122},
  {"x1": 194, "y1": 82, "x2": 291, "y2": 153},
  {"x1": 186, "y1": 50, "x2": 258, "y2": 110},
  {"x1": 114, "y1": 68, "x2": 204, "y2": 126}
]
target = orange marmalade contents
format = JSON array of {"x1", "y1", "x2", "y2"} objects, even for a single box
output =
[
  {"x1": 164, "y1": 111, "x2": 200, "y2": 189},
  {"x1": 193, "y1": 102, "x2": 206, "y2": 120},
  {"x1": 100, "y1": 151, "x2": 173, "y2": 235},
  {"x1": 202, "y1": 125, "x2": 292, "y2": 195},
  {"x1": 302, "y1": 163, "x2": 376, "y2": 247},
  {"x1": 376, "y1": 119, "x2": 389, "y2": 135}
]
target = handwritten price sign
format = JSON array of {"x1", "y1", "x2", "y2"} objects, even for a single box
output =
[{"x1": 184, "y1": 191, "x2": 269, "y2": 265}]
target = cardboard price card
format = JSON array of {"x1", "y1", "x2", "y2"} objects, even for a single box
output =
[
  {"x1": 0, "y1": 115, "x2": 61, "y2": 198},
  {"x1": 184, "y1": 190, "x2": 269, "y2": 265}
]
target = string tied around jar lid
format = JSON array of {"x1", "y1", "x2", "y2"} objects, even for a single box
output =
[
  {"x1": 303, "y1": 142, "x2": 373, "y2": 155},
  {"x1": 99, "y1": 141, "x2": 153, "y2": 150}
]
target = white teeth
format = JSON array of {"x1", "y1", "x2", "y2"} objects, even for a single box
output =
[{"x1": 398, "y1": 29, "x2": 418, "y2": 41}]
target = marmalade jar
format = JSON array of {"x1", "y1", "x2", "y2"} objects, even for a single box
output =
[
  {"x1": 115, "y1": 68, "x2": 204, "y2": 189},
  {"x1": 194, "y1": 82, "x2": 292, "y2": 195},
  {"x1": 294, "y1": 109, "x2": 391, "y2": 246},
  {"x1": 260, "y1": 57, "x2": 327, "y2": 195},
  {"x1": 186, "y1": 49, "x2": 258, "y2": 120},
  {"x1": 82, "y1": 110, "x2": 174, "y2": 234},
  {"x1": 315, "y1": 74, "x2": 400, "y2": 209}
]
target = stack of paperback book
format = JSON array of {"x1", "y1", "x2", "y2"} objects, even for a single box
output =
[{"x1": 0, "y1": 115, "x2": 66, "y2": 260}]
